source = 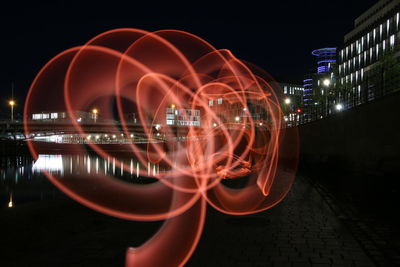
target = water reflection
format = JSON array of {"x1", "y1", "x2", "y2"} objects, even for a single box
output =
[
  {"x1": 1, "y1": 154, "x2": 162, "y2": 208},
  {"x1": 31, "y1": 154, "x2": 160, "y2": 178}
]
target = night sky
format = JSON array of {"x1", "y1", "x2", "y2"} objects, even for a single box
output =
[{"x1": 0, "y1": 0, "x2": 378, "y2": 103}]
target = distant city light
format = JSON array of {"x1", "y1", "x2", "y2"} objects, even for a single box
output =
[
  {"x1": 259, "y1": 122, "x2": 263, "y2": 126},
  {"x1": 171, "y1": 104, "x2": 176, "y2": 109},
  {"x1": 296, "y1": 108, "x2": 302, "y2": 113},
  {"x1": 92, "y1": 108, "x2": 98, "y2": 114},
  {"x1": 335, "y1": 103, "x2": 343, "y2": 111},
  {"x1": 235, "y1": 116, "x2": 240, "y2": 122},
  {"x1": 213, "y1": 123, "x2": 217, "y2": 127},
  {"x1": 323, "y1": 79, "x2": 331, "y2": 87},
  {"x1": 243, "y1": 107, "x2": 247, "y2": 111},
  {"x1": 130, "y1": 134, "x2": 134, "y2": 138},
  {"x1": 77, "y1": 117, "x2": 82, "y2": 122},
  {"x1": 9, "y1": 100, "x2": 15, "y2": 106},
  {"x1": 284, "y1": 98, "x2": 291, "y2": 104},
  {"x1": 95, "y1": 135, "x2": 100, "y2": 139},
  {"x1": 112, "y1": 135, "x2": 116, "y2": 138},
  {"x1": 8, "y1": 194, "x2": 13, "y2": 208},
  {"x1": 87, "y1": 135, "x2": 91, "y2": 140}
]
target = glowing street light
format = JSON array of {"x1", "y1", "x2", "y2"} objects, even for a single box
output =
[
  {"x1": 8, "y1": 193, "x2": 13, "y2": 208},
  {"x1": 171, "y1": 104, "x2": 176, "y2": 109},
  {"x1": 9, "y1": 100, "x2": 15, "y2": 122},
  {"x1": 284, "y1": 98, "x2": 291, "y2": 105},
  {"x1": 335, "y1": 103, "x2": 343, "y2": 111},
  {"x1": 92, "y1": 108, "x2": 98, "y2": 123},
  {"x1": 235, "y1": 116, "x2": 240, "y2": 122},
  {"x1": 323, "y1": 79, "x2": 331, "y2": 87}
]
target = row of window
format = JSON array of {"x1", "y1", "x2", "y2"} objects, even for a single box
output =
[
  {"x1": 32, "y1": 112, "x2": 66, "y2": 120},
  {"x1": 166, "y1": 120, "x2": 201, "y2": 126},
  {"x1": 339, "y1": 33, "x2": 399, "y2": 75},
  {"x1": 341, "y1": 12, "x2": 400, "y2": 62},
  {"x1": 165, "y1": 108, "x2": 201, "y2": 117},
  {"x1": 283, "y1": 85, "x2": 304, "y2": 95},
  {"x1": 209, "y1": 98, "x2": 223, "y2": 106}
]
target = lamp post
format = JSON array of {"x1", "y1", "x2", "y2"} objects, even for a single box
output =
[
  {"x1": 322, "y1": 78, "x2": 331, "y2": 118},
  {"x1": 9, "y1": 100, "x2": 15, "y2": 122},
  {"x1": 92, "y1": 108, "x2": 98, "y2": 123}
]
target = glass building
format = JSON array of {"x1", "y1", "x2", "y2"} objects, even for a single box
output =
[{"x1": 338, "y1": 0, "x2": 400, "y2": 108}]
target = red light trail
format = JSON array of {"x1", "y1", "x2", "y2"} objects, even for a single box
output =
[{"x1": 24, "y1": 28, "x2": 299, "y2": 267}]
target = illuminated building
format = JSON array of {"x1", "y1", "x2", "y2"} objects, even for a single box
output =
[
  {"x1": 280, "y1": 82, "x2": 304, "y2": 126},
  {"x1": 338, "y1": 0, "x2": 400, "y2": 108},
  {"x1": 303, "y1": 48, "x2": 337, "y2": 122},
  {"x1": 31, "y1": 111, "x2": 94, "y2": 122},
  {"x1": 165, "y1": 107, "x2": 201, "y2": 127}
]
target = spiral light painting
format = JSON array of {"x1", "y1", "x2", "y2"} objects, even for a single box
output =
[{"x1": 24, "y1": 28, "x2": 299, "y2": 267}]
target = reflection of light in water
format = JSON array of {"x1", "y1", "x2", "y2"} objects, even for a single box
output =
[
  {"x1": 137, "y1": 162, "x2": 139, "y2": 178},
  {"x1": 32, "y1": 155, "x2": 64, "y2": 175},
  {"x1": 153, "y1": 164, "x2": 156, "y2": 176},
  {"x1": 112, "y1": 158, "x2": 116, "y2": 175},
  {"x1": 130, "y1": 159, "x2": 133, "y2": 175},
  {"x1": 96, "y1": 158, "x2": 99, "y2": 174},
  {"x1": 87, "y1": 155, "x2": 91, "y2": 174},
  {"x1": 8, "y1": 193, "x2": 13, "y2": 208},
  {"x1": 148, "y1": 162, "x2": 150, "y2": 176},
  {"x1": 33, "y1": 135, "x2": 63, "y2": 143},
  {"x1": 121, "y1": 162, "x2": 123, "y2": 176}
]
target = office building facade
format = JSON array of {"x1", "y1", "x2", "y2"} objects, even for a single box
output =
[{"x1": 338, "y1": 0, "x2": 400, "y2": 108}]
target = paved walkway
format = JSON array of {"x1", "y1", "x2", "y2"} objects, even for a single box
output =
[
  {"x1": 0, "y1": 176, "x2": 376, "y2": 267},
  {"x1": 188, "y1": 176, "x2": 376, "y2": 267}
]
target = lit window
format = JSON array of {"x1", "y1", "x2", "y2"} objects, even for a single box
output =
[
  {"x1": 373, "y1": 29, "x2": 376, "y2": 42},
  {"x1": 32, "y1": 114, "x2": 42, "y2": 120},
  {"x1": 51, "y1": 113, "x2": 58, "y2": 119},
  {"x1": 397, "y1": 13, "x2": 399, "y2": 27},
  {"x1": 390, "y1": 34, "x2": 395, "y2": 48},
  {"x1": 217, "y1": 98, "x2": 223, "y2": 104},
  {"x1": 208, "y1": 100, "x2": 213, "y2": 106},
  {"x1": 387, "y1": 19, "x2": 390, "y2": 34}
]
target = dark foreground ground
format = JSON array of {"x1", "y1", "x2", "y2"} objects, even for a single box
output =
[{"x1": 0, "y1": 176, "x2": 393, "y2": 267}]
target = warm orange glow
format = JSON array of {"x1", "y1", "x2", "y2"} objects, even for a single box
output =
[
  {"x1": 23, "y1": 28, "x2": 299, "y2": 267},
  {"x1": 9, "y1": 100, "x2": 15, "y2": 106}
]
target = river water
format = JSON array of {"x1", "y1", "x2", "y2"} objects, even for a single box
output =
[{"x1": 0, "y1": 154, "x2": 161, "y2": 209}]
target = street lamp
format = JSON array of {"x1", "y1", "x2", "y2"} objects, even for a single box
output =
[
  {"x1": 284, "y1": 98, "x2": 291, "y2": 105},
  {"x1": 323, "y1": 79, "x2": 331, "y2": 87},
  {"x1": 92, "y1": 108, "x2": 98, "y2": 123},
  {"x1": 9, "y1": 100, "x2": 15, "y2": 122},
  {"x1": 235, "y1": 116, "x2": 240, "y2": 122},
  {"x1": 335, "y1": 103, "x2": 343, "y2": 111}
]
